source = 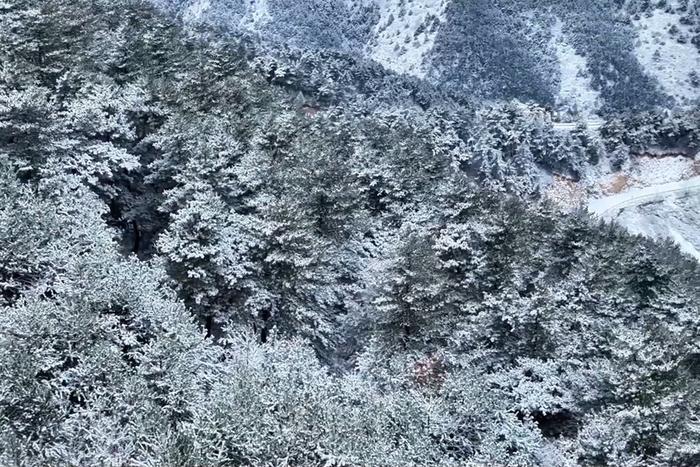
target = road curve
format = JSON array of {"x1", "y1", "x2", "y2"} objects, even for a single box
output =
[{"x1": 588, "y1": 176, "x2": 700, "y2": 219}]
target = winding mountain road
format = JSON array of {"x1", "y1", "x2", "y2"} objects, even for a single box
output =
[{"x1": 587, "y1": 176, "x2": 700, "y2": 219}]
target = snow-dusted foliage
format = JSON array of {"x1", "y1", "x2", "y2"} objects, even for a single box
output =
[
  {"x1": 632, "y1": 1, "x2": 700, "y2": 106},
  {"x1": 1, "y1": 1, "x2": 700, "y2": 466},
  {"x1": 368, "y1": 0, "x2": 448, "y2": 77},
  {"x1": 152, "y1": 0, "x2": 700, "y2": 114}
]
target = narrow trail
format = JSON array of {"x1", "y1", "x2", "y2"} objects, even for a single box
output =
[{"x1": 551, "y1": 118, "x2": 605, "y2": 132}]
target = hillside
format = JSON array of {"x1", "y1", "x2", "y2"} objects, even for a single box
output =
[
  {"x1": 157, "y1": 0, "x2": 700, "y2": 114},
  {"x1": 1, "y1": 1, "x2": 700, "y2": 466}
]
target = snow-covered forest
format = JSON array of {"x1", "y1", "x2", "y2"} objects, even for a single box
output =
[{"x1": 1, "y1": 1, "x2": 699, "y2": 465}]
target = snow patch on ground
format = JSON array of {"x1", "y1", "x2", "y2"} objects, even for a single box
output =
[
  {"x1": 628, "y1": 155, "x2": 695, "y2": 186},
  {"x1": 183, "y1": 0, "x2": 270, "y2": 29},
  {"x1": 588, "y1": 176, "x2": 700, "y2": 217},
  {"x1": 368, "y1": 0, "x2": 448, "y2": 77},
  {"x1": 243, "y1": 0, "x2": 271, "y2": 29},
  {"x1": 183, "y1": 0, "x2": 211, "y2": 22},
  {"x1": 588, "y1": 176, "x2": 700, "y2": 261},
  {"x1": 585, "y1": 153, "x2": 697, "y2": 198},
  {"x1": 548, "y1": 150, "x2": 700, "y2": 260},
  {"x1": 668, "y1": 224, "x2": 700, "y2": 261},
  {"x1": 633, "y1": 9, "x2": 700, "y2": 106},
  {"x1": 551, "y1": 19, "x2": 601, "y2": 117},
  {"x1": 613, "y1": 195, "x2": 700, "y2": 261}
]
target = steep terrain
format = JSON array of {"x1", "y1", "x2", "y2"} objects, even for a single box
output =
[
  {"x1": 1, "y1": 1, "x2": 700, "y2": 465},
  {"x1": 156, "y1": 0, "x2": 700, "y2": 114},
  {"x1": 633, "y1": 6, "x2": 700, "y2": 105}
]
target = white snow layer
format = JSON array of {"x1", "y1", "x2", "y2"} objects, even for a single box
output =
[
  {"x1": 183, "y1": 0, "x2": 270, "y2": 29},
  {"x1": 368, "y1": 0, "x2": 448, "y2": 77},
  {"x1": 183, "y1": 0, "x2": 211, "y2": 22},
  {"x1": 551, "y1": 18, "x2": 601, "y2": 117},
  {"x1": 588, "y1": 176, "x2": 700, "y2": 218},
  {"x1": 243, "y1": 0, "x2": 271, "y2": 29},
  {"x1": 588, "y1": 177, "x2": 700, "y2": 261},
  {"x1": 614, "y1": 195, "x2": 700, "y2": 261},
  {"x1": 633, "y1": 9, "x2": 700, "y2": 106},
  {"x1": 628, "y1": 155, "x2": 696, "y2": 187}
]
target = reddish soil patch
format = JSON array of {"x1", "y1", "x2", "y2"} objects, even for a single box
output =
[
  {"x1": 603, "y1": 174, "x2": 630, "y2": 194},
  {"x1": 300, "y1": 105, "x2": 320, "y2": 118}
]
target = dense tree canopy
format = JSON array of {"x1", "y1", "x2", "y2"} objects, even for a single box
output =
[{"x1": 1, "y1": 1, "x2": 699, "y2": 465}]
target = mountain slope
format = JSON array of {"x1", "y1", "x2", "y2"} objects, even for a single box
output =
[
  {"x1": 156, "y1": 0, "x2": 700, "y2": 114},
  {"x1": 1, "y1": 1, "x2": 700, "y2": 465}
]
